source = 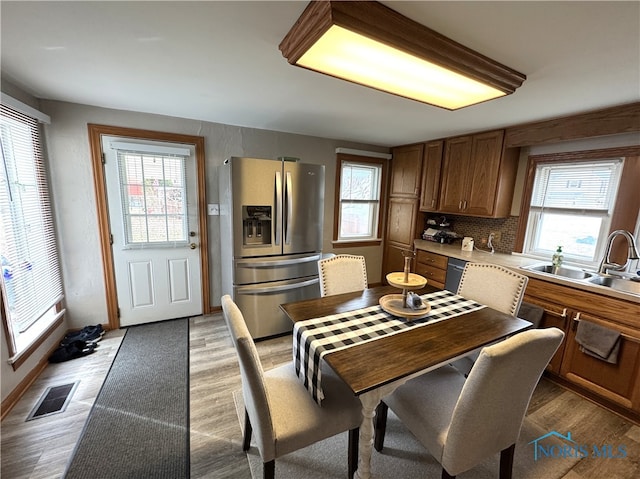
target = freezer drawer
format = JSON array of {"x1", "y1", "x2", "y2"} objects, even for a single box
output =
[
  {"x1": 233, "y1": 276, "x2": 320, "y2": 339},
  {"x1": 233, "y1": 253, "x2": 321, "y2": 285}
]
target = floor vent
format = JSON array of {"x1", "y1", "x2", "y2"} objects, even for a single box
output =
[{"x1": 26, "y1": 381, "x2": 79, "y2": 421}]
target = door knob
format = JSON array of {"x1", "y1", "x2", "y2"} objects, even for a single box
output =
[{"x1": 189, "y1": 243, "x2": 197, "y2": 250}]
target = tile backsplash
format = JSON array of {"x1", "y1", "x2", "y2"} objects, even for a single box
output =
[{"x1": 422, "y1": 214, "x2": 519, "y2": 254}]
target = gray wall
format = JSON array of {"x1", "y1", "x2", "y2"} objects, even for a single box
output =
[{"x1": 1, "y1": 98, "x2": 388, "y2": 401}]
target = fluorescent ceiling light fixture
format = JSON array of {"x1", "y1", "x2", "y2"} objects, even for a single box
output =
[{"x1": 280, "y1": 1, "x2": 526, "y2": 110}]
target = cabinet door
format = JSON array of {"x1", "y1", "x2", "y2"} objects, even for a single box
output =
[
  {"x1": 523, "y1": 295, "x2": 569, "y2": 374},
  {"x1": 419, "y1": 140, "x2": 443, "y2": 211},
  {"x1": 390, "y1": 144, "x2": 424, "y2": 197},
  {"x1": 382, "y1": 244, "x2": 411, "y2": 281},
  {"x1": 438, "y1": 136, "x2": 471, "y2": 213},
  {"x1": 386, "y1": 197, "x2": 419, "y2": 247},
  {"x1": 465, "y1": 130, "x2": 504, "y2": 216},
  {"x1": 560, "y1": 312, "x2": 640, "y2": 411}
]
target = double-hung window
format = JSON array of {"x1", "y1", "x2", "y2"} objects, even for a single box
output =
[
  {"x1": 524, "y1": 158, "x2": 623, "y2": 264},
  {"x1": 334, "y1": 153, "x2": 388, "y2": 245},
  {"x1": 0, "y1": 103, "x2": 64, "y2": 364}
]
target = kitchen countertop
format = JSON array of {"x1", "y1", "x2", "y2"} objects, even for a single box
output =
[{"x1": 414, "y1": 239, "x2": 640, "y2": 304}]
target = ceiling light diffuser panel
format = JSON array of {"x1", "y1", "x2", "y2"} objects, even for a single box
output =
[{"x1": 280, "y1": 1, "x2": 526, "y2": 110}]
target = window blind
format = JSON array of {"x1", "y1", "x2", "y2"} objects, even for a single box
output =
[
  {"x1": 531, "y1": 160, "x2": 622, "y2": 211},
  {"x1": 115, "y1": 148, "x2": 189, "y2": 246},
  {"x1": 0, "y1": 105, "x2": 64, "y2": 334}
]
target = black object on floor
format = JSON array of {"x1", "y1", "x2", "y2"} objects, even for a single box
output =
[
  {"x1": 27, "y1": 382, "x2": 79, "y2": 421},
  {"x1": 49, "y1": 340, "x2": 95, "y2": 363},
  {"x1": 61, "y1": 324, "x2": 104, "y2": 346},
  {"x1": 64, "y1": 318, "x2": 190, "y2": 479}
]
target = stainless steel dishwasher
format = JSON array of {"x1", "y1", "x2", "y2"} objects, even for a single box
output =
[{"x1": 445, "y1": 258, "x2": 468, "y2": 292}]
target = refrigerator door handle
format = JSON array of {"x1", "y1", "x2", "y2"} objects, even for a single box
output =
[
  {"x1": 236, "y1": 277, "x2": 319, "y2": 294},
  {"x1": 285, "y1": 171, "x2": 293, "y2": 245},
  {"x1": 275, "y1": 171, "x2": 282, "y2": 246},
  {"x1": 235, "y1": 254, "x2": 321, "y2": 268}
]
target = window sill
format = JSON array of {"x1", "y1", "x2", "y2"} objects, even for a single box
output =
[
  {"x1": 332, "y1": 239, "x2": 382, "y2": 248},
  {"x1": 7, "y1": 312, "x2": 64, "y2": 370}
]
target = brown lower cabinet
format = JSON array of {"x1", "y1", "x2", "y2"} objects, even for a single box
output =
[
  {"x1": 524, "y1": 277, "x2": 640, "y2": 421},
  {"x1": 415, "y1": 250, "x2": 447, "y2": 290}
]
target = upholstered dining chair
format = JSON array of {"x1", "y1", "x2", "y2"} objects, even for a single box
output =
[
  {"x1": 318, "y1": 254, "x2": 368, "y2": 297},
  {"x1": 457, "y1": 262, "x2": 529, "y2": 316},
  {"x1": 221, "y1": 295, "x2": 362, "y2": 479},
  {"x1": 452, "y1": 262, "x2": 529, "y2": 375},
  {"x1": 374, "y1": 327, "x2": 564, "y2": 479}
]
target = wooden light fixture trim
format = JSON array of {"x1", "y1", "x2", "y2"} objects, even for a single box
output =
[{"x1": 279, "y1": 1, "x2": 526, "y2": 102}]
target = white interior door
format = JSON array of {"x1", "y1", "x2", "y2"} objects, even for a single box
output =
[{"x1": 103, "y1": 136, "x2": 202, "y2": 326}]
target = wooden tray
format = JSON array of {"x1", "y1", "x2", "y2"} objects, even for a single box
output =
[
  {"x1": 386, "y1": 272, "x2": 427, "y2": 290},
  {"x1": 379, "y1": 294, "x2": 431, "y2": 320}
]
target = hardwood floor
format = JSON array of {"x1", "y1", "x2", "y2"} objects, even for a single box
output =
[{"x1": 2, "y1": 313, "x2": 639, "y2": 478}]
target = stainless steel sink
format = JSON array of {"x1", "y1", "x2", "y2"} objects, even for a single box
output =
[
  {"x1": 588, "y1": 275, "x2": 640, "y2": 295},
  {"x1": 522, "y1": 263, "x2": 594, "y2": 280}
]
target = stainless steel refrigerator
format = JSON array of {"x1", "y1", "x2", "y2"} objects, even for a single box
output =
[{"x1": 219, "y1": 157, "x2": 325, "y2": 339}]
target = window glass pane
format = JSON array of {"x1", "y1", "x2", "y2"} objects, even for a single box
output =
[
  {"x1": 341, "y1": 163, "x2": 379, "y2": 200},
  {"x1": 534, "y1": 212, "x2": 602, "y2": 261},
  {"x1": 117, "y1": 152, "x2": 188, "y2": 244},
  {"x1": 340, "y1": 202, "x2": 377, "y2": 238},
  {"x1": 128, "y1": 216, "x2": 148, "y2": 243}
]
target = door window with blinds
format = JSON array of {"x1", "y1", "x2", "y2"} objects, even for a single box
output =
[
  {"x1": 524, "y1": 158, "x2": 623, "y2": 263},
  {"x1": 112, "y1": 142, "x2": 190, "y2": 247},
  {"x1": 0, "y1": 104, "x2": 64, "y2": 358}
]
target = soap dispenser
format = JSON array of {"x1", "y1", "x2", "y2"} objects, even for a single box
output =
[{"x1": 552, "y1": 246, "x2": 564, "y2": 269}]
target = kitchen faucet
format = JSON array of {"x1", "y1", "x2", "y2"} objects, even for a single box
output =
[{"x1": 597, "y1": 230, "x2": 640, "y2": 275}]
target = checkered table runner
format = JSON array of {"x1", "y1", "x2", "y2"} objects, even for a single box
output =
[{"x1": 293, "y1": 290, "x2": 486, "y2": 404}]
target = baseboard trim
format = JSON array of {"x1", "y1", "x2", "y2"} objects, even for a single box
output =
[{"x1": 1, "y1": 353, "x2": 50, "y2": 421}]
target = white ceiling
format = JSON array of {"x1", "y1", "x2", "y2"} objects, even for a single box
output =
[{"x1": 2, "y1": 1, "x2": 639, "y2": 147}]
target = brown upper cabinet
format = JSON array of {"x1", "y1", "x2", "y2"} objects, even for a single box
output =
[
  {"x1": 419, "y1": 140, "x2": 444, "y2": 212},
  {"x1": 438, "y1": 130, "x2": 519, "y2": 218},
  {"x1": 389, "y1": 144, "x2": 423, "y2": 197}
]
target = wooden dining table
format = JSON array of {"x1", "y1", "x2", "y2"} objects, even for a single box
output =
[{"x1": 280, "y1": 284, "x2": 532, "y2": 479}]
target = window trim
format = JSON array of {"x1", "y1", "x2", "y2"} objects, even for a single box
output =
[
  {"x1": 332, "y1": 153, "x2": 389, "y2": 248},
  {"x1": 515, "y1": 146, "x2": 640, "y2": 263},
  {"x1": 522, "y1": 158, "x2": 623, "y2": 264}
]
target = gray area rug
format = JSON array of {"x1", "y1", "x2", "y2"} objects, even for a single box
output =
[
  {"x1": 65, "y1": 319, "x2": 189, "y2": 479},
  {"x1": 233, "y1": 390, "x2": 579, "y2": 479}
]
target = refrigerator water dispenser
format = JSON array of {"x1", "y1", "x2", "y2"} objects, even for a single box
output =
[{"x1": 242, "y1": 205, "x2": 272, "y2": 246}]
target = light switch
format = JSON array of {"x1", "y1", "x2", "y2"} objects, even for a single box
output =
[{"x1": 208, "y1": 204, "x2": 220, "y2": 216}]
